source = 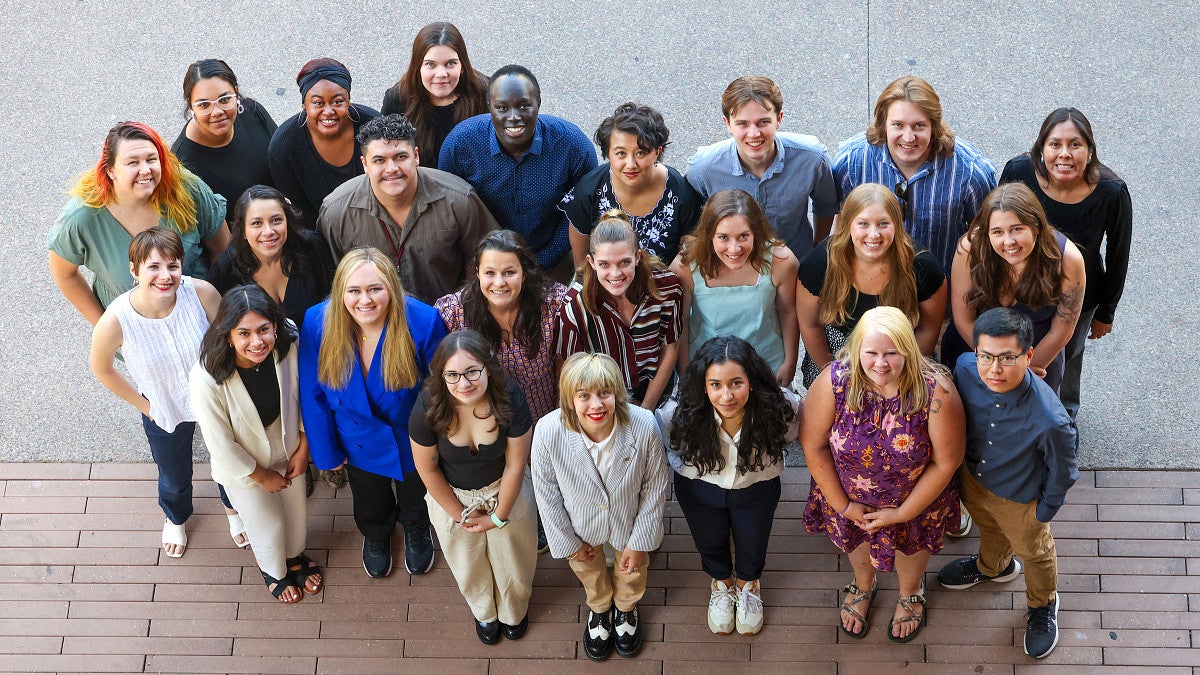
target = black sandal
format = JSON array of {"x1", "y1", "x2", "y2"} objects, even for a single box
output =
[
  {"x1": 287, "y1": 553, "x2": 324, "y2": 594},
  {"x1": 261, "y1": 569, "x2": 302, "y2": 603}
]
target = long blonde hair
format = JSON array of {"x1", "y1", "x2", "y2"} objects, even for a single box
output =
[
  {"x1": 318, "y1": 248, "x2": 419, "y2": 391},
  {"x1": 839, "y1": 306, "x2": 938, "y2": 415},
  {"x1": 820, "y1": 184, "x2": 919, "y2": 326}
]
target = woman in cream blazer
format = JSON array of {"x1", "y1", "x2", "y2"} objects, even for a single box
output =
[{"x1": 190, "y1": 285, "x2": 320, "y2": 603}]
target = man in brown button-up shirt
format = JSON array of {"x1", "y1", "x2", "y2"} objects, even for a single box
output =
[{"x1": 318, "y1": 114, "x2": 498, "y2": 304}]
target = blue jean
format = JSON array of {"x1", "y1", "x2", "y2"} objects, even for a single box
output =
[{"x1": 141, "y1": 415, "x2": 196, "y2": 525}]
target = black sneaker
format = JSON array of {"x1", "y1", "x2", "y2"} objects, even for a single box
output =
[
  {"x1": 401, "y1": 520, "x2": 435, "y2": 574},
  {"x1": 536, "y1": 517, "x2": 550, "y2": 554},
  {"x1": 475, "y1": 619, "x2": 501, "y2": 645},
  {"x1": 362, "y1": 536, "x2": 392, "y2": 578},
  {"x1": 612, "y1": 605, "x2": 643, "y2": 657},
  {"x1": 501, "y1": 614, "x2": 528, "y2": 640},
  {"x1": 1024, "y1": 595, "x2": 1060, "y2": 658},
  {"x1": 582, "y1": 607, "x2": 614, "y2": 661},
  {"x1": 937, "y1": 555, "x2": 1022, "y2": 589}
]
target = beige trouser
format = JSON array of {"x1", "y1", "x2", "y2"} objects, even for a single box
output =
[
  {"x1": 958, "y1": 467, "x2": 1058, "y2": 607},
  {"x1": 569, "y1": 545, "x2": 648, "y2": 613},
  {"x1": 427, "y1": 477, "x2": 538, "y2": 624}
]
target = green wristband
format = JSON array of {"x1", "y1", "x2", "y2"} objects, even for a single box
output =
[{"x1": 490, "y1": 512, "x2": 508, "y2": 529}]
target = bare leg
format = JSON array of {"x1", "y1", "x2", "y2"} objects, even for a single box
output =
[
  {"x1": 891, "y1": 549, "x2": 930, "y2": 639},
  {"x1": 841, "y1": 543, "x2": 877, "y2": 634}
]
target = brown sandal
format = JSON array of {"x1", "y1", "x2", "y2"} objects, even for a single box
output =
[
  {"x1": 840, "y1": 579, "x2": 878, "y2": 639},
  {"x1": 888, "y1": 580, "x2": 927, "y2": 643}
]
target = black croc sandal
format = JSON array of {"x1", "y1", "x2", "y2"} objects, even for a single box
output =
[
  {"x1": 287, "y1": 553, "x2": 324, "y2": 595},
  {"x1": 261, "y1": 569, "x2": 302, "y2": 603},
  {"x1": 840, "y1": 580, "x2": 878, "y2": 639}
]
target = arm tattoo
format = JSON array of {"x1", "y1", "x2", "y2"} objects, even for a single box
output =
[
  {"x1": 430, "y1": 453, "x2": 439, "y2": 464},
  {"x1": 1056, "y1": 282, "x2": 1083, "y2": 321},
  {"x1": 929, "y1": 397, "x2": 943, "y2": 414}
]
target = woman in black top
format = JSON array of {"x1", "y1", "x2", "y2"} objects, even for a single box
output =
[
  {"x1": 999, "y1": 107, "x2": 1132, "y2": 418},
  {"x1": 268, "y1": 58, "x2": 379, "y2": 228},
  {"x1": 172, "y1": 59, "x2": 277, "y2": 223},
  {"x1": 381, "y1": 22, "x2": 489, "y2": 169},
  {"x1": 409, "y1": 329, "x2": 537, "y2": 645}
]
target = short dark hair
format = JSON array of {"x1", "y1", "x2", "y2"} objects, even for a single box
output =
[
  {"x1": 490, "y1": 64, "x2": 540, "y2": 104},
  {"x1": 182, "y1": 59, "x2": 238, "y2": 116},
  {"x1": 594, "y1": 102, "x2": 671, "y2": 159},
  {"x1": 356, "y1": 113, "x2": 418, "y2": 150},
  {"x1": 1030, "y1": 107, "x2": 1104, "y2": 185},
  {"x1": 200, "y1": 284, "x2": 297, "y2": 383},
  {"x1": 973, "y1": 307, "x2": 1034, "y2": 352},
  {"x1": 129, "y1": 226, "x2": 184, "y2": 269}
]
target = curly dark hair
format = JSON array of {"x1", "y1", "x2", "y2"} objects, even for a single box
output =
[
  {"x1": 459, "y1": 230, "x2": 550, "y2": 360},
  {"x1": 224, "y1": 185, "x2": 328, "y2": 285},
  {"x1": 669, "y1": 336, "x2": 793, "y2": 476},
  {"x1": 356, "y1": 113, "x2": 418, "y2": 148},
  {"x1": 422, "y1": 329, "x2": 513, "y2": 439},
  {"x1": 199, "y1": 284, "x2": 297, "y2": 383},
  {"x1": 594, "y1": 102, "x2": 671, "y2": 160}
]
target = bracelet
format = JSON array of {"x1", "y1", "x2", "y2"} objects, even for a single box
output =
[
  {"x1": 839, "y1": 501, "x2": 852, "y2": 515},
  {"x1": 489, "y1": 512, "x2": 509, "y2": 529}
]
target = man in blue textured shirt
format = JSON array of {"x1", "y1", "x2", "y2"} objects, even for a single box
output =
[
  {"x1": 832, "y1": 76, "x2": 996, "y2": 274},
  {"x1": 685, "y1": 76, "x2": 839, "y2": 262},
  {"x1": 439, "y1": 64, "x2": 597, "y2": 274},
  {"x1": 938, "y1": 308, "x2": 1078, "y2": 659}
]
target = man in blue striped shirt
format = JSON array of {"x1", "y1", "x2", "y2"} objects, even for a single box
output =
[{"x1": 833, "y1": 76, "x2": 997, "y2": 273}]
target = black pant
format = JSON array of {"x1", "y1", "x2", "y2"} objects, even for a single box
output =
[
  {"x1": 345, "y1": 464, "x2": 429, "y2": 541},
  {"x1": 673, "y1": 472, "x2": 781, "y2": 582}
]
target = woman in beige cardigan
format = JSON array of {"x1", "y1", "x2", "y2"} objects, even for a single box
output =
[{"x1": 190, "y1": 284, "x2": 321, "y2": 602}]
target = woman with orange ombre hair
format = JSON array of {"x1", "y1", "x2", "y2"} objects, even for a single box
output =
[{"x1": 49, "y1": 121, "x2": 231, "y2": 326}]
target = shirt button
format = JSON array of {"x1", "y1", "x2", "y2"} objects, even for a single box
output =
[
  {"x1": 995, "y1": 403, "x2": 1001, "y2": 408},
  {"x1": 599, "y1": 504, "x2": 609, "y2": 511},
  {"x1": 977, "y1": 472, "x2": 983, "y2": 477},
  {"x1": 989, "y1": 423, "x2": 995, "y2": 427},
  {"x1": 981, "y1": 460, "x2": 986, "y2": 464},
  {"x1": 988, "y1": 441, "x2": 993, "y2": 445}
]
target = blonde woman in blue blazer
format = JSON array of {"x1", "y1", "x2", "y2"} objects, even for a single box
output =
[
  {"x1": 532, "y1": 352, "x2": 669, "y2": 661},
  {"x1": 190, "y1": 285, "x2": 319, "y2": 603},
  {"x1": 299, "y1": 248, "x2": 447, "y2": 578}
]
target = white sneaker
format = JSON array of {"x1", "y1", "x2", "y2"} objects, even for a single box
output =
[
  {"x1": 736, "y1": 579, "x2": 764, "y2": 635},
  {"x1": 707, "y1": 579, "x2": 737, "y2": 634}
]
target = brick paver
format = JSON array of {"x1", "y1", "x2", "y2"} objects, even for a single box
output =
[{"x1": 0, "y1": 464, "x2": 1196, "y2": 671}]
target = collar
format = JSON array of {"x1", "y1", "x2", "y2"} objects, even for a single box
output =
[
  {"x1": 867, "y1": 139, "x2": 931, "y2": 183},
  {"x1": 713, "y1": 410, "x2": 743, "y2": 444},
  {"x1": 723, "y1": 137, "x2": 786, "y2": 179},
  {"x1": 583, "y1": 425, "x2": 617, "y2": 453},
  {"x1": 976, "y1": 367, "x2": 1034, "y2": 409},
  {"x1": 353, "y1": 170, "x2": 445, "y2": 224},
  {"x1": 488, "y1": 117, "x2": 545, "y2": 159}
]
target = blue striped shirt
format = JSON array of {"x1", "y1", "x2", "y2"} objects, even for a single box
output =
[{"x1": 832, "y1": 133, "x2": 997, "y2": 273}]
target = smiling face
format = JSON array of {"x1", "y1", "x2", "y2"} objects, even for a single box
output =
[
  {"x1": 705, "y1": 360, "x2": 751, "y2": 423},
  {"x1": 130, "y1": 248, "x2": 182, "y2": 297},
  {"x1": 362, "y1": 138, "x2": 419, "y2": 201},
  {"x1": 858, "y1": 329, "x2": 905, "y2": 394},
  {"x1": 1041, "y1": 120, "x2": 1091, "y2": 187},
  {"x1": 849, "y1": 203, "x2": 896, "y2": 262},
  {"x1": 230, "y1": 311, "x2": 276, "y2": 369},
  {"x1": 443, "y1": 348, "x2": 489, "y2": 406},
  {"x1": 587, "y1": 240, "x2": 640, "y2": 300},
  {"x1": 884, "y1": 100, "x2": 933, "y2": 173},
  {"x1": 188, "y1": 76, "x2": 238, "y2": 139},
  {"x1": 723, "y1": 100, "x2": 781, "y2": 170},
  {"x1": 303, "y1": 80, "x2": 351, "y2": 138},
  {"x1": 477, "y1": 249, "x2": 525, "y2": 311},
  {"x1": 242, "y1": 198, "x2": 289, "y2": 261},
  {"x1": 489, "y1": 74, "x2": 539, "y2": 157},
  {"x1": 712, "y1": 214, "x2": 755, "y2": 271},
  {"x1": 107, "y1": 138, "x2": 161, "y2": 204},
  {"x1": 607, "y1": 130, "x2": 661, "y2": 191},
  {"x1": 341, "y1": 264, "x2": 391, "y2": 330},
  {"x1": 975, "y1": 334, "x2": 1032, "y2": 394},
  {"x1": 420, "y1": 45, "x2": 462, "y2": 106},
  {"x1": 574, "y1": 385, "x2": 617, "y2": 442},
  {"x1": 987, "y1": 209, "x2": 1037, "y2": 270}
]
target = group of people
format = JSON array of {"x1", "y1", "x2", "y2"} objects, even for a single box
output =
[{"x1": 49, "y1": 20, "x2": 1130, "y2": 662}]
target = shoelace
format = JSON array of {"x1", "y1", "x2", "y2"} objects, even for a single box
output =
[
  {"x1": 709, "y1": 585, "x2": 737, "y2": 610},
  {"x1": 588, "y1": 612, "x2": 611, "y2": 640},
  {"x1": 1026, "y1": 604, "x2": 1054, "y2": 632},
  {"x1": 614, "y1": 612, "x2": 638, "y2": 637},
  {"x1": 738, "y1": 585, "x2": 763, "y2": 613}
]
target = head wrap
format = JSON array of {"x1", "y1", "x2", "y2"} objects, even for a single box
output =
[{"x1": 298, "y1": 64, "x2": 352, "y2": 100}]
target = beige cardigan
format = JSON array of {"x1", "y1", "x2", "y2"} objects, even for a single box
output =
[{"x1": 189, "y1": 349, "x2": 302, "y2": 488}]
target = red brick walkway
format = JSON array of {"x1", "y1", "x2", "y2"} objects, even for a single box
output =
[{"x1": 1, "y1": 463, "x2": 1197, "y2": 673}]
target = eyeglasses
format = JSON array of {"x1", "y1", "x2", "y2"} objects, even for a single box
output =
[
  {"x1": 893, "y1": 181, "x2": 911, "y2": 221},
  {"x1": 443, "y1": 367, "x2": 485, "y2": 384},
  {"x1": 191, "y1": 94, "x2": 238, "y2": 114},
  {"x1": 975, "y1": 352, "x2": 1023, "y2": 367}
]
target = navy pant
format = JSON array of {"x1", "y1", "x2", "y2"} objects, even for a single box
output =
[
  {"x1": 673, "y1": 472, "x2": 781, "y2": 582},
  {"x1": 142, "y1": 415, "x2": 196, "y2": 525},
  {"x1": 345, "y1": 464, "x2": 429, "y2": 541}
]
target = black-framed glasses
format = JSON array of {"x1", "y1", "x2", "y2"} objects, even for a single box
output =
[
  {"x1": 443, "y1": 367, "x2": 485, "y2": 384},
  {"x1": 975, "y1": 352, "x2": 1022, "y2": 367},
  {"x1": 894, "y1": 181, "x2": 911, "y2": 221},
  {"x1": 191, "y1": 94, "x2": 238, "y2": 114}
]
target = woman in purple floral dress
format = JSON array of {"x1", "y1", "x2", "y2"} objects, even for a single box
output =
[{"x1": 802, "y1": 306, "x2": 965, "y2": 643}]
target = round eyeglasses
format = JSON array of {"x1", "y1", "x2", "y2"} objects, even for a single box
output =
[{"x1": 443, "y1": 367, "x2": 485, "y2": 384}]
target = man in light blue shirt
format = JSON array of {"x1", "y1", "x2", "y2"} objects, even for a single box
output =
[
  {"x1": 686, "y1": 76, "x2": 838, "y2": 261},
  {"x1": 833, "y1": 76, "x2": 996, "y2": 274}
]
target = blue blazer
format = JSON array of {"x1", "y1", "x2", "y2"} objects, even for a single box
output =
[{"x1": 299, "y1": 296, "x2": 446, "y2": 480}]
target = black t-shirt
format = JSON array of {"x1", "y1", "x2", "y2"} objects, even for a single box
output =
[
  {"x1": 798, "y1": 238, "x2": 945, "y2": 329},
  {"x1": 267, "y1": 103, "x2": 379, "y2": 229},
  {"x1": 408, "y1": 380, "x2": 533, "y2": 489},
  {"x1": 172, "y1": 97, "x2": 277, "y2": 223},
  {"x1": 237, "y1": 357, "x2": 280, "y2": 428},
  {"x1": 207, "y1": 232, "x2": 334, "y2": 331},
  {"x1": 381, "y1": 85, "x2": 459, "y2": 170}
]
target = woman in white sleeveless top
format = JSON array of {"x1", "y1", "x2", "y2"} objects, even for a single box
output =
[{"x1": 90, "y1": 227, "x2": 221, "y2": 557}]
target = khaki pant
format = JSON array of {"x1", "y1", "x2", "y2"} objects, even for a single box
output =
[
  {"x1": 958, "y1": 467, "x2": 1058, "y2": 607},
  {"x1": 427, "y1": 478, "x2": 538, "y2": 624},
  {"x1": 568, "y1": 546, "x2": 648, "y2": 613}
]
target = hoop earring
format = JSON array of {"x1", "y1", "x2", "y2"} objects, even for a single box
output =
[
  {"x1": 296, "y1": 110, "x2": 307, "y2": 126},
  {"x1": 348, "y1": 105, "x2": 362, "y2": 124},
  {"x1": 237, "y1": 100, "x2": 245, "y2": 115}
]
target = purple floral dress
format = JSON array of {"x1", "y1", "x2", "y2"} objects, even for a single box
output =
[{"x1": 803, "y1": 362, "x2": 959, "y2": 571}]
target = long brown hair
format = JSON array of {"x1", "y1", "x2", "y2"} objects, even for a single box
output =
[
  {"x1": 820, "y1": 183, "x2": 919, "y2": 326},
  {"x1": 460, "y1": 230, "x2": 549, "y2": 359},
  {"x1": 393, "y1": 22, "x2": 488, "y2": 155},
  {"x1": 866, "y1": 76, "x2": 956, "y2": 159},
  {"x1": 964, "y1": 183, "x2": 1063, "y2": 315},
  {"x1": 680, "y1": 189, "x2": 778, "y2": 281},
  {"x1": 579, "y1": 210, "x2": 663, "y2": 315},
  {"x1": 422, "y1": 329, "x2": 512, "y2": 438}
]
